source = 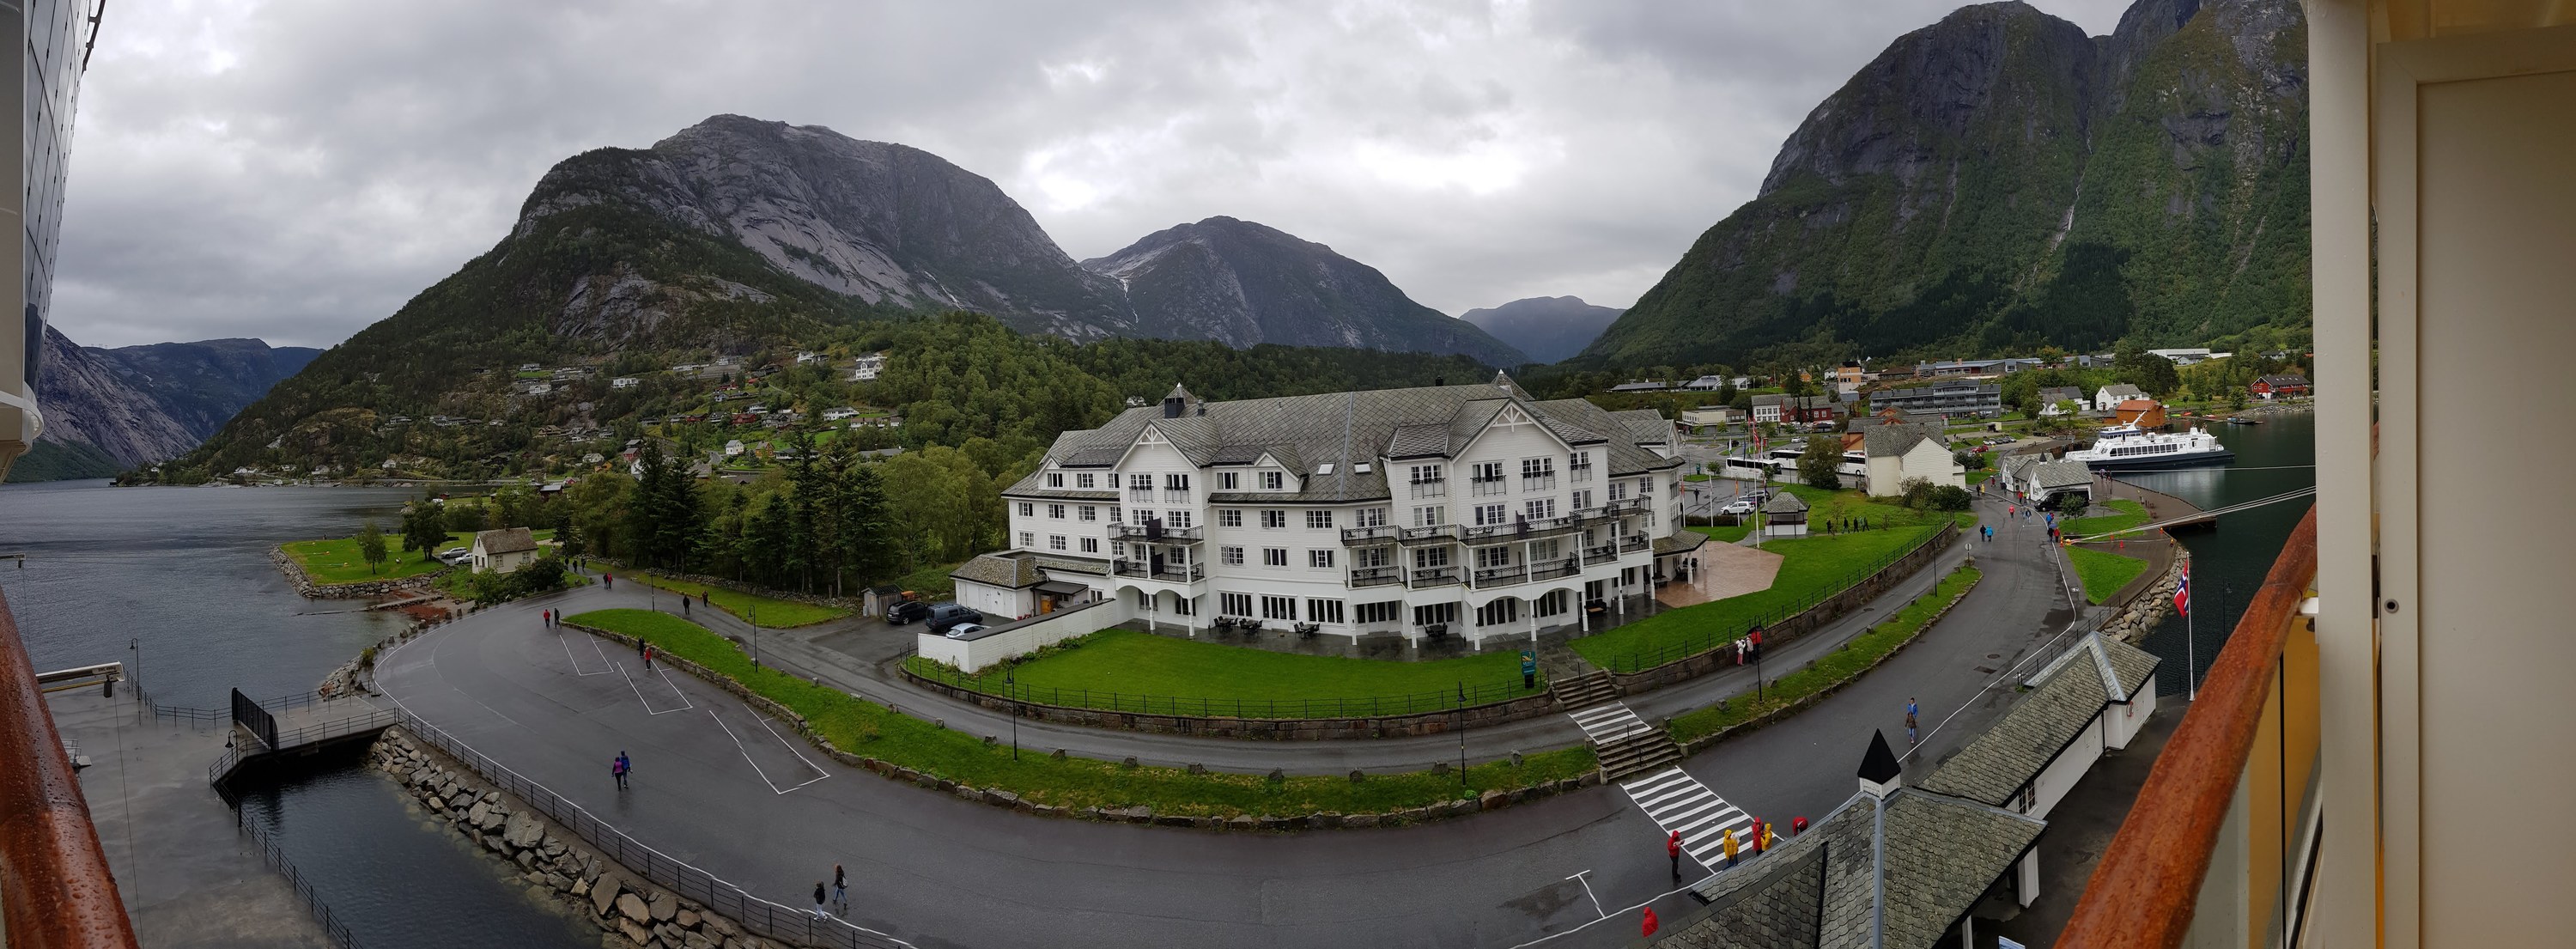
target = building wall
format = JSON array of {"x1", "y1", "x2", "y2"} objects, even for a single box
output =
[
  {"x1": 2028, "y1": 715, "x2": 2106, "y2": 821},
  {"x1": 2105, "y1": 678, "x2": 2158, "y2": 750},
  {"x1": 953, "y1": 578, "x2": 1032, "y2": 620},
  {"x1": 914, "y1": 597, "x2": 1135, "y2": 672}
]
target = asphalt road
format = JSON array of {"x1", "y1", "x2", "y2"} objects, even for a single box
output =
[{"x1": 374, "y1": 496, "x2": 2086, "y2": 949}]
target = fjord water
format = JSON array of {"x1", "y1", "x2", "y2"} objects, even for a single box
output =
[
  {"x1": 0, "y1": 480, "x2": 592, "y2": 949},
  {"x1": 2111, "y1": 411, "x2": 2318, "y2": 695}
]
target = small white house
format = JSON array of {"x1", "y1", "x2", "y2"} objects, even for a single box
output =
[
  {"x1": 2093, "y1": 383, "x2": 2147, "y2": 412},
  {"x1": 611, "y1": 377, "x2": 639, "y2": 390},
  {"x1": 1862, "y1": 423, "x2": 1963, "y2": 497},
  {"x1": 724, "y1": 440, "x2": 745, "y2": 457},
  {"x1": 525, "y1": 382, "x2": 553, "y2": 396},
  {"x1": 470, "y1": 527, "x2": 539, "y2": 574},
  {"x1": 822, "y1": 407, "x2": 860, "y2": 422}
]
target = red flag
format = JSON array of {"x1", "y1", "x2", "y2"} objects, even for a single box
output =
[{"x1": 2174, "y1": 563, "x2": 2191, "y2": 616}]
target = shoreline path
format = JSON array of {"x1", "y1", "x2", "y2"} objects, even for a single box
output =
[{"x1": 374, "y1": 495, "x2": 2085, "y2": 948}]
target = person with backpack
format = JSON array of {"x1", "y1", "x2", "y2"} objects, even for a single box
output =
[{"x1": 834, "y1": 865, "x2": 848, "y2": 914}]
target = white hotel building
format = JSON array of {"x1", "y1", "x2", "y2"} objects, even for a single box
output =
[{"x1": 955, "y1": 374, "x2": 1704, "y2": 648}]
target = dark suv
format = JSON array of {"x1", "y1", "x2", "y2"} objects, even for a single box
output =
[
  {"x1": 884, "y1": 599, "x2": 930, "y2": 625},
  {"x1": 924, "y1": 603, "x2": 984, "y2": 635}
]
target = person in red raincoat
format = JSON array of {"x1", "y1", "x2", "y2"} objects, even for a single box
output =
[
  {"x1": 1642, "y1": 907, "x2": 1659, "y2": 936},
  {"x1": 1667, "y1": 830, "x2": 1682, "y2": 880}
]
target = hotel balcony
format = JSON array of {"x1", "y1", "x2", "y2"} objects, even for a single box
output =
[
  {"x1": 2061, "y1": 508, "x2": 2318, "y2": 949},
  {"x1": 1348, "y1": 566, "x2": 1402, "y2": 588},
  {"x1": 1468, "y1": 477, "x2": 1510, "y2": 497},
  {"x1": 1528, "y1": 557, "x2": 1581, "y2": 582},
  {"x1": 1618, "y1": 533, "x2": 1650, "y2": 553},
  {"x1": 1520, "y1": 474, "x2": 1556, "y2": 491},
  {"x1": 1581, "y1": 544, "x2": 1619, "y2": 566},
  {"x1": 1398, "y1": 524, "x2": 1458, "y2": 545},
  {"x1": 1410, "y1": 567, "x2": 1461, "y2": 588},
  {"x1": 1407, "y1": 478, "x2": 1447, "y2": 499},
  {"x1": 1109, "y1": 559, "x2": 1206, "y2": 584},
  {"x1": 1470, "y1": 564, "x2": 1528, "y2": 588},
  {"x1": 1109, "y1": 522, "x2": 1201, "y2": 542},
  {"x1": 1340, "y1": 524, "x2": 1401, "y2": 545},
  {"x1": 1458, "y1": 514, "x2": 1582, "y2": 544}
]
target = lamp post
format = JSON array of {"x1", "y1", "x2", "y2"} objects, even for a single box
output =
[
  {"x1": 1455, "y1": 681, "x2": 1467, "y2": 786},
  {"x1": 1751, "y1": 623, "x2": 1765, "y2": 701},
  {"x1": 1007, "y1": 666, "x2": 1020, "y2": 761},
  {"x1": 750, "y1": 605, "x2": 761, "y2": 667}
]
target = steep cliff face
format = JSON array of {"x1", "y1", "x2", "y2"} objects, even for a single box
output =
[
  {"x1": 1084, "y1": 217, "x2": 1526, "y2": 366},
  {"x1": 9, "y1": 330, "x2": 322, "y2": 480},
  {"x1": 1584, "y1": 0, "x2": 2309, "y2": 367},
  {"x1": 24, "y1": 327, "x2": 210, "y2": 477},
  {"x1": 95, "y1": 338, "x2": 321, "y2": 440},
  {"x1": 1459, "y1": 296, "x2": 1623, "y2": 364}
]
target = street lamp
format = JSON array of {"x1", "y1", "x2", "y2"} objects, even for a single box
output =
[
  {"x1": 750, "y1": 605, "x2": 761, "y2": 667},
  {"x1": 1455, "y1": 681, "x2": 1467, "y2": 786},
  {"x1": 1006, "y1": 666, "x2": 1020, "y2": 761}
]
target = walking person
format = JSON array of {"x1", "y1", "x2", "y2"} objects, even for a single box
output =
[
  {"x1": 1722, "y1": 827, "x2": 1739, "y2": 868},
  {"x1": 1667, "y1": 830, "x2": 1683, "y2": 881},
  {"x1": 1906, "y1": 697, "x2": 1918, "y2": 731},
  {"x1": 813, "y1": 882, "x2": 829, "y2": 920},
  {"x1": 834, "y1": 865, "x2": 848, "y2": 915},
  {"x1": 644, "y1": 645, "x2": 654, "y2": 671},
  {"x1": 612, "y1": 752, "x2": 629, "y2": 790}
]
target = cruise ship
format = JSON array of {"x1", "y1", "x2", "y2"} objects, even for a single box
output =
[{"x1": 2063, "y1": 423, "x2": 2234, "y2": 471}]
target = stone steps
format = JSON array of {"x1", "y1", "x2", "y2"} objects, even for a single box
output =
[
  {"x1": 1548, "y1": 669, "x2": 1619, "y2": 710},
  {"x1": 1595, "y1": 728, "x2": 1683, "y2": 783}
]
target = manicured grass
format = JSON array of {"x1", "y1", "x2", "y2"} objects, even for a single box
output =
[
  {"x1": 2064, "y1": 499, "x2": 2149, "y2": 537},
  {"x1": 1965, "y1": 470, "x2": 1995, "y2": 485},
  {"x1": 1669, "y1": 564, "x2": 1981, "y2": 744},
  {"x1": 1683, "y1": 473, "x2": 1713, "y2": 482},
  {"x1": 2067, "y1": 547, "x2": 2152, "y2": 605},
  {"x1": 1692, "y1": 523, "x2": 1753, "y2": 544},
  {"x1": 1570, "y1": 525, "x2": 1946, "y2": 672},
  {"x1": 568, "y1": 609, "x2": 1593, "y2": 817},
  {"x1": 630, "y1": 572, "x2": 848, "y2": 627},
  {"x1": 917, "y1": 628, "x2": 1543, "y2": 718},
  {"x1": 282, "y1": 536, "x2": 453, "y2": 583},
  {"x1": 1777, "y1": 484, "x2": 1977, "y2": 532}
]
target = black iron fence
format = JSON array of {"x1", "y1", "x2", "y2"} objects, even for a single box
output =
[
  {"x1": 392, "y1": 710, "x2": 915, "y2": 949},
  {"x1": 233, "y1": 806, "x2": 368, "y2": 948},
  {"x1": 1600, "y1": 522, "x2": 1956, "y2": 675},
  {"x1": 232, "y1": 688, "x2": 278, "y2": 750},
  {"x1": 907, "y1": 660, "x2": 1542, "y2": 720}
]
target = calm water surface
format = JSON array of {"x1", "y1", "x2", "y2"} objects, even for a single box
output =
[{"x1": 2110, "y1": 411, "x2": 2318, "y2": 695}]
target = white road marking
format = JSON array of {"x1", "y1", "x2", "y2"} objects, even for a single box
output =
[
  {"x1": 617, "y1": 661, "x2": 695, "y2": 715},
  {"x1": 746, "y1": 703, "x2": 830, "y2": 790},
  {"x1": 559, "y1": 630, "x2": 611, "y2": 677},
  {"x1": 1619, "y1": 767, "x2": 1754, "y2": 870},
  {"x1": 1564, "y1": 871, "x2": 1607, "y2": 921},
  {"x1": 707, "y1": 707, "x2": 827, "y2": 794},
  {"x1": 1565, "y1": 702, "x2": 1657, "y2": 743}
]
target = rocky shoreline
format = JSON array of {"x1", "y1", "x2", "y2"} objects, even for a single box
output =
[
  {"x1": 2099, "y1": 555, "x2": 2186, "y2": 643},
  {"x1": 268, "y1": 543, "x2": 446, "y2": 599}
]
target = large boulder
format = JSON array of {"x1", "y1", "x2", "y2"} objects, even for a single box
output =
[
  {"x1": 502, "y1": 812, "x2": 545, "y2": 849},
  {"x1": 616, "y1": 891, "x2": 650, "y2": 923}
]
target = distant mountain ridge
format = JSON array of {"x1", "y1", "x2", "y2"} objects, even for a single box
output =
[
  {"x1": 1459, "y1": 296, "x2": 1622, "y2": 364},
  {"x1": 9, "y1": 328, "x2": 318, "y2": 481},
  {"x1": 1584, "y1": 0, "x2": 2311, "y2": 367},
  {"x1": 1083, "y1": 216, "x2": 1525, "y2": 368}
]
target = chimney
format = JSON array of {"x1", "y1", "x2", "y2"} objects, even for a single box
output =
[
  {"x1": 1163, "y1": 383, "x2": 1191, "y2": 419},
  {"x1": 1163, "y1": 398, "x2": 1183, "y2": 418},
  {"x1": 1434, "y1": 376, "x2": 1445, "y2": 387},
  {"x1": 1858, "y1": 729, "x2": 1902, "y2": 798}
]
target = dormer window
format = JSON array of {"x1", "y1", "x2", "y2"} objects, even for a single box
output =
[
  {"x1": 1220, "y1": 471, "x2": 1240, "y2": 490},
  {"x1": 1261, "y1": 471, "x2": 1285, "y2": 490},
  {"x1": 1047, "y1": 472, "x2": 1065, "y2": 488},
  {"x1": 1076, "y1": 473, "x2": 1096, "y2": 490}
]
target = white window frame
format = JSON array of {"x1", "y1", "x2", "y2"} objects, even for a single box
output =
[
  {"x1": 1218, "y1": 508, "x2": 1243, "y2": 528},
  {"x1": 1261, "y1": 595, "x2": 1297, "y2": 621},
  {"x1": 1221, "y1": 546, "x2": 1245, "y2": 566},
  {"x1": 1305, "y1": 510, "x2": 1334, "y2": 529},
  {"x1": 1263, "y1": 548, "x2": 1288, "y2": 568},
  {"x1": 1308, "y1": 549, "x2": 1335, "y2": 569}
]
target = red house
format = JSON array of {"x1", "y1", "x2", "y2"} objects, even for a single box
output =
[{"x1": 2251, "y1": 374, "x2": 2311, "y2": 400}]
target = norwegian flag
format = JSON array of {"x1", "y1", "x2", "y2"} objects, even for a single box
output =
[{"x1": 2174, "y1": 563, "x2": 2191, "y2": 616}]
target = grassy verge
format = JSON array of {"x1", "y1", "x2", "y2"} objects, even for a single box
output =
[
  {"x1": 283, "y1": 537, "x2": 452, "y2": 583},
  {"x1": 568, "y1": 609, "x2": 1593, "y2": 816},
  {"x1": 1570, "y1": 525, "x2": 1943, "y2": 671},
  {"x1": 908, "y1": 628, "x2": 1542, "y2": 718},
  {"x1": 1777, "y1": 484, "x2": 1978, "y2": 532},
  {"x1": 630, "y1": 572, "x2": 848, "y2": 627},
  {"x1": 2067, "y1": 547, "x2": 2151, "y2": 605},
  {"x1": 1692, "y1": 523, "x2": 1753, "y2": 544},
  {"x1": 2065, "y1": 499, "x2": 2149, "y2": 537},
  {"x1": 1669, "y1": 563, "x2": 1982, "y2": 744},
  {"x1": 1965, "y1": 470, "x2": 1995, "y2": 485}
]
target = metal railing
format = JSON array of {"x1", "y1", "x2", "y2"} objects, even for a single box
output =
[
  {"x1": 2061, "y1": 508, "x2": 2321, "y2": 949},
  {"x1": 1529, "y1": 558, "x2": 1582, "y2": 582},
  {"x1": 2, "y1": 589, "x2": 143, "y2": 949},
  {"x1": 1468, "y1": 478, "x2": 1510, "y2": 497},
  {"x1": 1110, "y1": 560, "x2": 1204, "y2": 582},
  {"x1": 1521, "y1": 474, "x2": 1556, "y2": 491},
  {"x1": 1411, "y1": 567, "x2": 1461, "y2": 587},
  {"x1": 210, "y1": 709, "x2": 404, "y2": 791},
  {"x1": 909, "y1": 661, "x2": 1540, "y2": 720},
  {"x1": 392, "y1": 710, "x2": 915, "y2": 949},
  {"x1": 1619, "y1": 534, "x2": 1651, "y2": 553},
  {"x1": 1583, "y1": 544, "x2": 1619, "y2": 566},
  {"x1": 1471, "y1": 565, "x2": 1528, "y2": 587},
  {"x1": 232, "y1": 806, "x2": 367, "y2": 948},
  {"x1": 1398, "y1": 524, "x2": 1457, "y2": 544},
  {"x1": 1109, "y1": 522, "x2": 1200, "y2": 542},
  {"x1": 1598, "y1": 523, "x2": 1953, "y2": 674},
  {"x1": 1340, "y1": 525, "x2": 1400, "y2": 544},
  {"x1": 1407, "y1": 479, "x2": 1447, "y2": 499},
  {"x1": 1348, "y1": 566, "x2": 1402, "y2": 588}
]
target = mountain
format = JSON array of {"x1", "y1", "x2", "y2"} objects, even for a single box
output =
[
  {"x1": 7, "y1": 328, "x2": 316, "y2": 481},
  {"x1": 1583, "y1": 0, "x2": 2309, "y2": 367},
  {"x1": 1082, "y1": 216, "x2": 1526, "y2": 368},
  {"x1": 1458, "y1": 296, "x2": 1623, "y2": 364}
]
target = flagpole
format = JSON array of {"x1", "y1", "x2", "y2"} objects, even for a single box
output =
[{"x1": 2184, "y1": 557, "x2": 2196, "y2": 701}]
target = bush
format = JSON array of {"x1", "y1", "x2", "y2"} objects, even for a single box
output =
[{"x1": 439, "y1": 555, "x2": 570, "y2": 605}]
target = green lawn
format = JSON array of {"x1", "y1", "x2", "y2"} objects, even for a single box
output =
[
  {"x1": 285, "y1": 528, "x2": 556, "y2": 584},
  {"x1": 1692, "y1": 523, "x2": 1753, "y2": 544},
  {"x1": 2067, "y1": 546, "x2": 2152, "y2": 605},
  {"x1": 1966, "y1": 470, "x2": 1995, "y2": 485},
  {"x1": 1571, "y1": 525, "x2": 1946, "y2": 672},
  {"x1": 1671, "y1": 563, "x2": 1982, "y2": 744},
  {"x1": 2064, "y1": 499, "x2": 2150, "y2": 537},
  {"x1": 1777, "y1": 484, "x2": 1976, "y2": 532},
  {"x1": 918, "y1": 628, "x2": 1542, "y2": 718},
  {"x1": 631, "y1": 572, "x2": 848, "y2": 627},
  {"x1": 568, "y1": 609, "x2": 1592, "y2": 817}
]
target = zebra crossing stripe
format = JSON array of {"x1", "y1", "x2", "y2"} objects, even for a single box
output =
[
  {"x1": 1620, "y1": 767, "x2": 1755, "y2": 868},
  {"x1": 1567, "y1": 702, "x2": 1656, "y2": 743}
]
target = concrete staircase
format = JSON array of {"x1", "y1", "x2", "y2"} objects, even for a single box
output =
[
  {"x1": 1547, "y1": 669, "x2": 1619, "y2": 710},
  {"x1": 1595, "y1": 730, "x2": 1685, "y2": 784}
]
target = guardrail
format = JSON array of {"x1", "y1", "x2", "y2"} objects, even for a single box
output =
[
  {"x1": 907, "y1": 660, "x2": 1540, "y2": 720},
  {"x1": 209, "y1": 709, "x2": 404, "y2": 792},
  {"x1": 1339, "y1": 525, "x2": 1401, "y2": 544},
  {"x1": 1598, "y1": 522, "x2": 1954, "y2": 674},
  {"x1": 231, "y1": 806, "x2": 367, "y2": 948},
  {"x1": 392, "y1": 710, "x2": 916, "y2": 949},
  {"x1": 0, "y1": 590, "x2": 142, "y2": 948}
]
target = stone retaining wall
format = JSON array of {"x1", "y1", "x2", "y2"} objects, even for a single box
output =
[
  {"x1": 1676, "y1": 564, "x2": 1984, "y2": 755},
  {"x1": 2099, "y1": 554, "x2": 2188, "y2": 644},
  {"x1": 368, "y1": 727, "x2": 789, "y2": 949},
  {"x1": 1609, "y1": 522, "x2": 1962, "y2": 695},
  {"x1": 566, "y1": 621, "x2": 1597, "y2": 828},
  {"x1": 269, "y1": 544, "x2": 444, "y2": 599},
  {"x1": 900, "y1": 671, "x2": 1562, "y2": 739}
]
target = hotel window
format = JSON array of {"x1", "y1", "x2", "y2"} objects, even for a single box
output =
[
  {"x1": 1571, "y1": 489, "x2": 1594, "y2": 510},
  {"x1": 1476, "y1": 598, "x2": 1520, "y2": 627},
  {"x1": 1018, "y1": 532, "x2": 1035, "y2": 547},
  {"x1": 1413, "y1": 547, "x2": 1450, "y2": 569},
  {"x1": 1261, "y1": 596, "x2": 1297, "y2": 621},
  {"x1": 1078, "y1": 505, "x2": 1098, "y2": 522},
  {"x1": 1355, "y1": 601, "x2": 1400, "y2": 624},
  {"x1": 1048, "y1": 535, "x2": 1066, "y2": 551},
  {"x1": 1076, "y1": 473, "x2": 1096, "y2": 489},
  {"x1": 1079, "y1": 538, "x2": 1099, "y2": 553},
  {"x1": 1475, "y1": 546, "x2": 1513, "y2": 569},
  {"x1": 1525, "y1": 498, "x2": 1558, "y2": 520},
  {"x1": 1109, "y1": 506, "x2": 1122, "y2": 523},
  {"x1": 1357, "y1": 507, "x2": 1387, "y2": 527},
  {"x1": 1309, "y1": 549, "x2": 1335, "y2": 569},
  {"x1": 1018, "y1": 502, "x2": 1036, "y2": 517},
  {"x1": 1305, "y1": 510, "x2": 1333, "y2": 529},
  {"x1": 1355, "y1": 547, "x2": 1390, "y2": 568},
  {"x1": 1220, "y1": 471, "x2": 1240, "y2": 490},
  {"x1": 1221, "y1": 546, "x2": 1244, "y2": 566},
  {"x1": 1608, "y1": 481, "x2": 1628, "y2": 502},
  {"x1": 1218, "y1": 509, "x2": 1243, "y2": 528},
  {"x1": 1261, "y1": 471, "x2": 1285, "y2": 490},
  {"x1": 1261, "y1": 510, "x2": 1286, "y2": 529},
  {"x1": 1048, "y1": 472, "x2": 1065, "y2": 488},
  {"x1": 1048, "y1": 503, "x2": 1066, "y2": 520},
  {"x1": 1165, "y1": 473, "x2": 1191, "y2": 490},
  {"x1": 1531, "y1": 538, "x2": 1563, "y2": 561},
  {"x1": 1520, "y1": 456, "x2": 1556, "y2": 484},
  {"x1": 1306, "y1": 599, "x2": 1346, "y2": 624},
  {"x1": 1220, "y1": 593, "x2": 1254, "y2": 617},
  {"x1": 1129, "y1": 474, "x2": 1152, "y2": 491},
  {"x1": 1263, "y1": 548, "x2": 1288, "y2": 567},
  {"x1": 1414, "y1": 506, "x2": 1444, "y2": 526},
  {"x1": 1165, "y1": 510, "x2": 1194, "y2": 529},
  {"x1": 1636, "y1": 478, "x2": 1652, "y2": 497},
  {"x1": 1112, "y1": 542, "x2": 1127, "y2": 559},
  {"x1": 1534, "y1": 590, "x2": 1570, "y2": 617},
  {"x1": 1409, "y1": 464, "x2": 1443, "y2": 483},
  {"x1": 1475, "y1": 503, "x2": 1508, "y2": 526}
]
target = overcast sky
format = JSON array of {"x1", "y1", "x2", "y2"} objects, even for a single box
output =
[{"x1": 53, "y1": 0, "x2": 2131, "y2": 350}]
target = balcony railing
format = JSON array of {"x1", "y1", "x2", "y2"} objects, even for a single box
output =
[
  {"x1": 1398, "y1": 524, "x2": 1457, "y2": 544},
  {"x1": 1407, "y1": 479, "x2": 1447, "y2": 499},
  {"x1": 1570, "y1": 465, "x2": 1595, "y2": 484},
  {"x1": 1471, "y1": 565, "x2": 1528, "y2": 587},
  {"x1": 1459, "y1": 514, "x2": 1580, "y2": 543},
  {"x1": 1521, "y1": 474, "x2": 1556, "y2": 491},
  {"x1": 1619, "y1": 534, "x2": 1651, "y2": 553},
  {"x1": 1110, "y1": 560, "x2": 1206, "y2": 583},
  {"x1": 1127, "y1": 489, "x2": 1155, "y2": 503},
  {"x1": 2062, "y1": 507, "x2": 2320, "y2": 949},
  {"x1": 1162, "y1": 490, "x2": 1192, "y2": 504},
  {"x1": 1109, "y1": 522, "x2": 1201, "y2": 542},
  {"x1": 1348, "y1": 566, "x2": 1402, "y2": 588},
  {"x1": 1468, "y1": 477, "x2": 1510, "y2": 497},
  {"x1": 1410, "y1": 567, "x2": 1461, "y2": 587},
  {"x1": 1529, "y1": 557, "x2": 1581, "y2": 582},
  {"x1": 0, "y1": 591, "x2": 143, "y2": 948},
  {"x1": 1340, "y1": 524, "x2": 1400, "y2": 544}
]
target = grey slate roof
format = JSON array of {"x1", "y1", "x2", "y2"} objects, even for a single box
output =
[
  {"x1": 1655, "y1": 532, "x2": 1709, "y2": 556},
  {"x1": 1674, "y1": 788, "x2": 2044, "y2": 949},
  {"x1": 1761, "y1": 492, "x2": 1810, "y2": 514},
  {"x1": 2032, "y1": 459, "x2": 2093, "y2": 490},
  {"x1": 2098, "y1": 383, "x2": 2147, "y2": 401},
  {"x1": 473, "y1": 527, "x2": 538, "y2": 556},
  {"x1": 1014, "y1": 380, "x2": 1679, "y2": 503},
  {"x1": 950, "y1": 552, "x2": 1042, "y2": 589},
  {"x1": 1917, "y1": 632, "x2": 2160, "y2": 808},
  {"x1": 1862, "y1": 423, "x2": 1942, "y2": 459}
]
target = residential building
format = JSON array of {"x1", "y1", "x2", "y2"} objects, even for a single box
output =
[
  {"x1": 849, "y1": 351, "x2": 889, "y2": 381},
  {"x1": 1679, "y1": 405, "x2": 1742, "y2": 429},
  {"x1": 1834, "y1": 360, "x2": 1868, "y2": 395},
  {"x1": 1861, "y1": 423, "x2": 1961, "y2": 497},
  {"x1": 2020, "y1": 459, "x2": 2093, "y2": 507},
  {"x1": 1871, "y1": 380, "x2": 2002, "y2": 417},
  {"x1": 822, "y1": 407, "x2": 860, "y2": 422},
  {"x1": 470, "y1": 527, "x2": 540, "y2": 574},
  {"x1": 2091, "y1": 383, "x2": 2147, "y2": 411},
  {"x1": 1783, "y1": 394, "x2": 1845, "y2": 426},
  {"x1": 2035, "y1": 386, "x2": 2086, "y2": 417},
  {"x1": 611, "y1": 376, "x2": 639, "y2": 389},
  {"x1": 1607, "y1": 379, "x2": 1671, "y2": 392},
  {"x1": 2145, "y1": 347, "x2": 2232, "y2": 366},
  {"x1": 2112, "y1": 398, "x2": 2167, "y2": 429},
  {"x1": 1748, "y1": 392, "x2": 1789, "y2": 423},
  {"x1": 1681, "y1": 374, "x2": 1728, "y2": 392},
  {"x1": 969, "y1": 375, "x2": 1691, "y2": 647},
  {"x1": 724, "y1": 440, "x2": 744, "y2": 457},
  {"x1": 2067, "y1": 12, "x2": 2576, "y2": 946},
  {"x1": 2251, "y1": 374, "x2": 2309, "y2": 399}
]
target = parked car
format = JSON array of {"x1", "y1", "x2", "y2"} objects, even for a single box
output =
[
  {"x1": 1719, "y1": 498, "x2": 1758, "y2": 516},
  {"x1": 884, "y1": 599, "x2": 931, "y2": 625},
  {"x1": 1737, "y1": 488, "x2": 1771, "y2": 503},
  {"x1": 942, "y1": 624, "x2": 986, "y2": 640},
  {"x1": 924, "y1": 603, "x2": 984, "y2": 635}
]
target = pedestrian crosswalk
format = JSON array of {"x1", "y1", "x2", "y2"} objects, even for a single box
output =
[
  {"x1": 1566, "y1": 701, "x2": 1657, "y2": 743},
  {"x1": 1620, "y1": 767, "x2": 1754, "y2": 871}
]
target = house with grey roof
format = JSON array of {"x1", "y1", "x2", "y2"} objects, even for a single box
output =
[
  {"x1": 1859, "y1": 422, "x2": 1959, "y2": 498},
  {"x1": 2023, "y1": 459, "x2": 2095, "y2": 507},
  {"x1": 469, "y1": 527, "x2": 538, "y2": 574},
  {"x1": 2036, "y1": 386, "x2": 2086, "y2": 417},
  {"x1": 960, "y1": 374, "x2": 1690, "y2": 650},
  {"x1": 2093, "y1": 383, "x2": 2148, "y2": 412}
]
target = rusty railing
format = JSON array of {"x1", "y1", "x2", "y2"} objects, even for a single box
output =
[{"x1": 0, "y1": 588, "x2": 142, "y2": 947}]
